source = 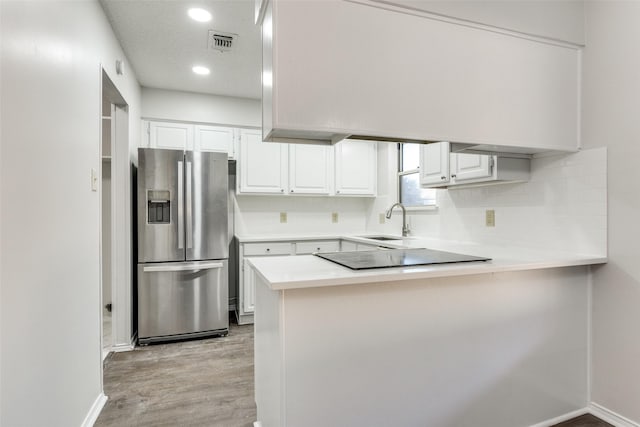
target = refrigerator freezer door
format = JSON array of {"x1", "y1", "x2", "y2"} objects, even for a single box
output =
[
  {"x1": 185, "y1": 151, "x2": 229, "y2": 261},
  {"x1": 138, "y1": 148, "x2": 186, "y2": 263},
  {"x1": 138, "y1": 260, "x2": 229, "y2": 344}
]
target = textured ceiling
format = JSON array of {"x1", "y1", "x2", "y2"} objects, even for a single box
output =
[{"x1": 100, "y1": 0, "x2": 261, "y2": 99}]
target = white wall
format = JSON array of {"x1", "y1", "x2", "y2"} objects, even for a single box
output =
[
  {"x1": 367, "y1": 144, "x2": 607, "y2": 257},
  {"x1": 582, "y1": 3, "x2": 640, "y2": 424},
  {"x1": 0, "y1": 1, "x2": 141, "y2": 425},
  {"x1": 141, "y1": 87, "x2": 260, "y2": 127},
  {"x1": 234, "y1": 195, "x2": 369, "y2": 236}
]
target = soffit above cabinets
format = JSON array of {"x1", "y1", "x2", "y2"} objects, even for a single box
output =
[
  {"x1": 365, "y1": 0, "x2": 585, "y2": 45},
  {"x1": 99, "y1": 0, "x2": 261, "y2": 99}
]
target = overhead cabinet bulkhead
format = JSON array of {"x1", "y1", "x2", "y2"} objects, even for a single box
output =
[{"x1": 260, "y1": 0, "x2": 581, "y2": 155}]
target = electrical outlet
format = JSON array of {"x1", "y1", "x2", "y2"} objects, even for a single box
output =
[
  {"x1": 379, "y1": 213, "x2": 385, "y2": 224},
  {"x1": 280, "y1": 212, "x2": 287, "y2": 223},
  {"x1": 331, "y1": 212, "x2": 339, "y2": 223},
  {"x1": 485, "y1": 209, "x2": 495, "y2": 227}
]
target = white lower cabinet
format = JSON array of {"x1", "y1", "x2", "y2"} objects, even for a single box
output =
[
  {"x1": 242, "y1": 259, "x2": 256, "y2": 315},
  {"x1": 238, "y1": 239, "x2": 340, "y2": 324},
  {"x1": 295, "y1": 240, "x2": 340, "y2": 254}
]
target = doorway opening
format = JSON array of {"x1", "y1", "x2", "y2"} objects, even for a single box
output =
[{"x1": 100, "y1": 70, "x2": 129, "y2": 361}]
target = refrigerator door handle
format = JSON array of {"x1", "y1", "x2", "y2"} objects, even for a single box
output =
[
  {"x1": 177, "y1": 160, "x2": 184, "y2": 249},
  {"x1": 143, "y1": 262, "x2": 224, "y2": 273},
  {"x1": 186, "y1": 161, "x2": 193, "y2": 249}
]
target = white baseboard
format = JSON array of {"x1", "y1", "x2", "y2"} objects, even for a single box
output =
[
  {"x1": 589, "y1": 402, "x2": 640, "y2": 427},
  {"x1": 253, "y1": 422, "x2": 262, "y2": 427},
  {"x1": 529, "y1": 408, "x2": 589, "y2": 427},
  {"x1": 111, "y1": 333, "x2": 137, "y2": 353},
  {"x1": 529, "y1": 404, "x2": 640, "y2": 427},
  {"x1": 81, "y1": 393, "x2": 107, "y2": 427}
]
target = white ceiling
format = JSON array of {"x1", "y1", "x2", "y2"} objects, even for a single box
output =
[{"x1": 100, "y1": 0, "x2": 261, "y2": 99}]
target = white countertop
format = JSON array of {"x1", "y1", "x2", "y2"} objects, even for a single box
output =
[
  {"x1": 236, "y1": 233, "x2": 369, "y2": 243},
  {"x1": 244, "y1": 236, "x2": 607, "y2": 291},
  {"x1": 236, "y1": 233, "x2": 415, "y2": 248}
]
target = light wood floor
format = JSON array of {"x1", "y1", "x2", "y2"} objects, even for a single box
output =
[{"x1": 95, "y1": 322, "x2": 256, "y2": 427}]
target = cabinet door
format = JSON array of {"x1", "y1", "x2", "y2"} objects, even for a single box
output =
[
  {"x1": 149, "y1": 121, "x2": 193, "y2": 150},
  {"x1": 420, "y1": 142, "x2": 450, "y2": 186},
  {"x1": 242, "y1": 259, "x2": 255, "y2": 314},
  {"x1": 238, "y1": 129, "x2": 288, "y2": 194},
  {"x1": 289, "y1": 144, "x2": 332, "y2": 194},
  {"x1": 195, "y1": 125, "x2": 235, "y2": 158},
  {"x1": 334, "y1": 140, "x2": 376, "y2": 196},
  {"x1": 451, "y1": 153, "x2": 493, "y2": 182}
]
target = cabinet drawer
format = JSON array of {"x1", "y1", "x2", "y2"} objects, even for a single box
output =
[
  {"x1": 357, "y1": 244, "x2": 379, "y2": 251},
  {"x1": 243, "y1": 242, "x2": 292, "y2": 256},
  {"x1": 295, "y1": 240, "x2": 340, "y2": 254}
]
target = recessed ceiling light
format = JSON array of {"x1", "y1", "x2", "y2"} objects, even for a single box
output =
[
  {"x1": 188, "y1": 8, "x2": 212, "y2": 22},
  {"x1": 192, "y1": 65, "x2": 210, "y2": 75}
]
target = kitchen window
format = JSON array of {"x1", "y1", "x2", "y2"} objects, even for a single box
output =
[{"x1": 398, "y1": 143, "x2": 437, "y2": 207}]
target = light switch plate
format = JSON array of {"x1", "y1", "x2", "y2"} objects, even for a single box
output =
[
  {"x1": 91, "y1": 168, "x2": 98, "y2": 192},
  {"x1": 485, "y1": 209, "x2": 495, "y2": 227},
  {"x1": 280, "y1": 212, "x2": 287, "y2": 223},
  {"x1": 331, "y1": 212, "x2": 339, "y2": 223}
]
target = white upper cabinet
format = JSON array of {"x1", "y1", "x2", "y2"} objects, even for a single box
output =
[
  {"x1": 451, "y1": 154, "x2": 493, "y2": 183},
  {"x1": 334, "y1": 140, "x2": 376, "y2": 196},
  {"x1": 194, "y1": 125, "x2": 235, "y2": 157},
  {"x1": 420, "y1": 142, "x2": 451, "y2": 186},
  {"x1": 261, "y1": 0, "x2": 580, "y2": 154},
  {"x1": 420, "y1": 143, "x2": 529, "y2": 188},
  {"x1": 237, "y1": 131, "x2": 377, "y2": 196},
  {"x1": 288, "y1": 144, "x2": 332, "y2": 195},
  {"x1": 143, "y1": 120, "x2": 236, "y2": 158},
  {"x1": 149, "y1": 121, "x2": 193, "y2": 150},
  {"x1": 238, "y1": 129, "x2": 288, "y2": 194}
]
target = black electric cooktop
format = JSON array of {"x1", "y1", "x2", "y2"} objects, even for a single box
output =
[{"x1": 314, "y1": 248, "x2": 491, "y2": 270}]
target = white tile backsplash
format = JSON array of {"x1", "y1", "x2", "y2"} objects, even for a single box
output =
[
  {"x1": 234, "y1": 195, "x2": 369, "y2": 236},
  {"x1": 406, "y1": 147, "x2": 607, "y2": 255}
]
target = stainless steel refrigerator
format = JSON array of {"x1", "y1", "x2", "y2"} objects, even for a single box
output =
[{"x1": 137, "y1": 148, "x2": 228, "y2": 344}]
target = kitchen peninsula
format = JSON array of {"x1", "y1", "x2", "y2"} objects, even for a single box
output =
[{"x1": 248, "y1": 238, "x2": 606, "y2": 427}]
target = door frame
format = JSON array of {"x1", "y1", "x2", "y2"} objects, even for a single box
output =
[{"x1": 99, "y1": 67, "x2": 134, "y2": 370}]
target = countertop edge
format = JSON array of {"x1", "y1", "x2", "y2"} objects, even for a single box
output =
[{"x1": 246, "y1": 256, "x2": 608, "y2": 291}]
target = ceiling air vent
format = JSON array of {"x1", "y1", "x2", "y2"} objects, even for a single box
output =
[{"x1": 208, "y1": 30, "x2": 237, "y2": 52}]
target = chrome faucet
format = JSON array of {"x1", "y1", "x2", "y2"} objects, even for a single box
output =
[{"x1": 385, "y1": 203, "x2": 410, "y2": 237}]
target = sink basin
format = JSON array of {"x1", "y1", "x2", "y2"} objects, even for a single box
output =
[{"x1": 360, "y1": 235, "x2": 404, "y2": 241}]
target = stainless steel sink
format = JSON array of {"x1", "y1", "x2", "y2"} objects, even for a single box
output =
[{"x1": 360, "y1": 235, "x2": 404, "y2": 241}]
